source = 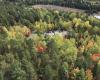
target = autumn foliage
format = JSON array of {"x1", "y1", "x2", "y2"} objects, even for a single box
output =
[
  {"x1": 91, "y1": 54, "x2": 100, "y2": 62},
  {"x1": 35, "y1": 44, "x2": 47, "y2": 53},
  {"x1": 0, "y1": 8, "x2": 100, "y2": 80}
]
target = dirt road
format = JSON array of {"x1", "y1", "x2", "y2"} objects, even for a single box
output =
[{"x1": 33, "y1": 5, "x2": 85, "y2": 13}]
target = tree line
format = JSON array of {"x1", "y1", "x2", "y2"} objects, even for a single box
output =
[{"x1": 1, "y1": 0, "x2": 100, "y2": 12}]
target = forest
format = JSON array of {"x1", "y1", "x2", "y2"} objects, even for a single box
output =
[
  {"x1": 1, "y1": 0, "x2": 100, "y2": 12},
  {"x1": 0, "y1": 0, "x2": 100, "y2": 80}
]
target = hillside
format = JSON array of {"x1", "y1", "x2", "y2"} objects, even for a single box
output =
[{"x1": 0, "y1": 0, "x2": 100, "y2": 80}]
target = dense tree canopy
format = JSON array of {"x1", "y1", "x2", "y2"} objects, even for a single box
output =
[
  {"x1": 0, "y1": 0, "x2": 100, "y2": 80},
  {"x1": 0, "y1": 7, "x2": 100, "y2": 79}
]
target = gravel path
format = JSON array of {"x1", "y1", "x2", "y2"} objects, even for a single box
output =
[{"x1": 33, "y1": 5, "x2": 85, "y2": 13}]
